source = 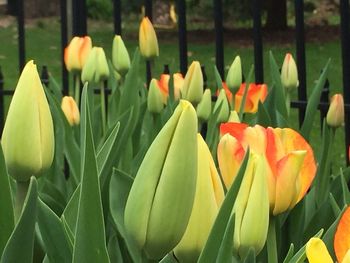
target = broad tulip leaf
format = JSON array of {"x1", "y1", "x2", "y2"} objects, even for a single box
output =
[
  {"x1": 61, "y1": 185, "x2": 80, "y2": 235},
  {"x1": 216, "y1": 213, "x2": 235, "y2": 262},
  {"x1": 198, "y1": 149, "x2": 250, "y2": 263},
  {"x1": 159, "y1": 253, "x2": 178, "y2": 263},
  {"x1": 107, "y1": 234, "x2": 123, "y2": 263},
  {"x1": 1, "y1": 177, "x2": 38, "y2": 263},
  {"x1": 282, "y1": 244, "x2": 294, "y2": 263},
  {"x1": 329, "y1": 193, "x2": 341, "y2": 216},
  {"x1": 72, "y1": 86, "x2": 110, "y2": 263},
  {"x1": 214, "y1": 65, "x2": 223, "y2": 90},
  {"x1": 37, "y1": 199, "x2": 72, "y2": 263},
  {"x1": 243, "y1": 248, "x2": 256, "y2": 263},
  {"x1": 61, "y1": 216, "x2": 74, "y2": 247},
  {"x1": 300, "y1": 59, "x2": 330, "y2": 140},
  {"x1": 256, "y1": 101, "x2": 272, "y2": 127},
  {"x1": 238, "y1": 65, "x2": 254, "y2": 120},
  {"x1": 340, "y1": 170, "x2": 350, "y2": 206},
  {"x1": 0, "y1": 145, "x2": 14, "y2": 255}
]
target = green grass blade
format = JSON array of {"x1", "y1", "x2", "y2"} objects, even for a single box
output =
[{"x1": 1, "y1": 177, "x2": 38, "y2": 263}]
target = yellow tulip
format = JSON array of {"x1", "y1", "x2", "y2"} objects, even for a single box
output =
[
  {"x1": 64, "y1": 36, "x2": 92, "y2": 72},
  {"x1": 326, "y1": 94, "x2": 344, "y2": 128},
  {"x1": 181, "y1": 61, "x2": 203, "y2": 105},
  {"x1": 61, "y1": 96, "x2": 80, "y2": 126},
  {"x1": 112, "y1": 35, "x2": 130, "y2": 76},
  {"x1": 139, "y1": 17, "x2": 159, "y2": 59},
  {"x1": 147, "y1": 79, "x2": 164, "y2": 114},
  {"x1": 1, "y1": 61, "x2": 54, "y2": 182},
  {"x1": 306, "y1": 238, "x2": 333, "y2": 263}
]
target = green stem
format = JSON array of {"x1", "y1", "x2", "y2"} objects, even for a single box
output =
[
  {"x1": 100, "y1": 81, "x2": 107, "y2": 135},
  {"x1": 267, "y1": 217, "x2": 278, "y2": 263},
  {"x1": 14, "y1": 180, "x2": 30, "y2": 223},
  {"x1": 286, "y1": 92, "x2": 291, "y2": 117},
  {"x1": 74, "y1": 74, "x2": 81, "y2": 107}
]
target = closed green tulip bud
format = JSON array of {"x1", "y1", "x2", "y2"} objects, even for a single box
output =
[
  {"x1": 181, "y1": 61, "x2": 203, "y2": 105},
  {"x1": 1, "y1": 61, "x2": 54, "y2": 182},
  {"x1": 228, "y1": 110, "x2": 240, "y2": 122},
  {"x1": 281, "y1": 53, "x2": 299, "y2": 91},
  {"x1": 139, "y1": 17, "x2": 159, "y2": 59},
  {"x1": 326, "y1": 94, "x2": 344, "y2": 128},
  {"x1": 174, "y1": 134, "x2": 224, "y2": 262},
  {"x1": 112, "y1": 35, "x2": 130, "y2": 76},
  {"x1": 213, "y1": 89, "x2": 229, "y2": 123},
  {"x1": 233, "y1": 153, "x2": 269, "y2": 258},
  {"x1": 196, "y1": 89, "x2": 212, "y2": 121},
  {"x1": 124, "y1": 100, "x2": 198, "y2": 260},
  {"x1": 147, "y1": 78, "x2": 164, "y2": 114},
  {"x1": 81, "y1": 47, "x2": 110, "y2": 84},
  {"x1": 226, "y1": 56, "x2": 242, "y2": 92}
]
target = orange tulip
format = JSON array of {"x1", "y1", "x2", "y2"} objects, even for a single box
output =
[
  {"x1": 234, "y1": 83, "x2": 268, "y2": 113},
  {"x1": 218, "y1": 123, "x2": 317, "y2": 215},
  {"x1": 153, "y1": 73, "x2": 184, "y2": 103},
  {"x1": 61, "y1": 96, "x2": 80, "y2": 126},
  {"x1": 64, "y1": 36, "x2": 92, "y2": 72},
  {"x1": 334, "y1": 207, "x2": 350, "y2": 263}
]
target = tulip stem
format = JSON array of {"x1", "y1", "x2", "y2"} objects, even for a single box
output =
[
  {"x1": 100, "y1": 81, "x2": 107, "y2": 135},
  {"x1": 267, "y1": 217, "x2": 278, "y2": 263},
  {"x1": 286, "y1": 92, "x2": 291, "y2": 117},
  {"x1": 14, "y1": 180, "x2": 30, "y2": 223},
  {"x1": 74, "y1": 74, "x2": 81, "y2": 108}
]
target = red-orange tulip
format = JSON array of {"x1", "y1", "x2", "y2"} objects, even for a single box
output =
[
  {"x1": 64, "y1": 36, "x2": 92, "y2": 72},
  {"x1": 234, "y1": 83, "x2": 268, "y2": 113},
  {"x1": 334, "y1": 206, "x2": 350, "y2": 263}
]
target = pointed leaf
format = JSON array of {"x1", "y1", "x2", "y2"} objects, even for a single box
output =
[
  {"x1": 282, "y1": 244, "x2": 294, "y2": 263},
  {"x1": 216, "y1": 213, "x2": 235, "y2": 262}
]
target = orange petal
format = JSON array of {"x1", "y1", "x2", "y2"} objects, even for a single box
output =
[
  {"x1": 219, "y1": 122, "x2": 248, "y2": 141},
  {"x1": 222, "y1": 81, "x2": 233, "y2": 106},
  {"x1": 79, "y1": 36, "x2": 92, "y2": 67},
  {"x1": 335, "y1": 207, "x2": 350, "y2": 263}
]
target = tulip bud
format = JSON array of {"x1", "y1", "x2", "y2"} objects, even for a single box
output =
[
  {"x1": 306, "y1": 238, "x2": 333, "y2": 263},
  {"x1": 147, "y1": 79, "x2": 164, "y2": 114},
  {"x1": 213, "y1": 89, "x2": 229, "y2": 123},
  {"x1": 326, "y1": 94, "x2": 344, "y2": 128},
  {"x1": 61, "y1": 96, "x2": 80, "y2": 126},
  {"x1": 1, "y1": 61, "x2": 54, "y2": 182},
  {"x1": 124, "y1": 100, "x2": 198, "y2": 259},
  {"x1": 228, "y1": 110, "x2": 240, "y2": 122},
  {"x1": 181, "y1": 61, "x2": 203, "y2": 105},
  {"x1": 174, "y1": 134, "x2": 224, "y2": 262},
  {"x1": 139, "y1": 17, "x2": 159, "y2": 59},
  {"x1": 226, "y1": 56, "x2": 242, "y2": 92},
  {"x1": 112, "y1": 35, "x2": 131, "y2": 76},
  {"x1": 64, "y1": 36, "x2": 92, "y2": 72},
  {"x1": 81, "y1": 47, "x2": 110, "y2": 84},
  {"x1": 196, "y1": 89, "x2": 212, "y2": 121},
  {"x1": 173, "y1": 73, "x2": 184, "y2": 101},
  {"x1": 233, "y1": 153, "x2": 269, "y2": 258},
  {"x1": 281, "y1": 53, "x2": 299, "y2": 91}
]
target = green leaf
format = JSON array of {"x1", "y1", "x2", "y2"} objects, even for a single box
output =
[
  {"x1": 0, "y1": 145, "x2": 14, "y2": 255},
  {"x1": 256, "y1": 101, "x2": 272, "y2": 127},
  {"x1": 238, "y1": 65, "x2": 254, "y2": 120},
  {"x1": 107, "y1": 234, "x2": 123, "y2": 263},
  {"x1": 300, "y1": 59, "x2": 330, "y2": 140},
  {"x1": 1, "y1": 177, "x2": 38, "y2": 263},
  {"x1": 214, "y1": 65, "x2": 223, "y2": 90},
  {"x1": 159, "y1": 253, "x2": 178, "y2": 263},
  {"x1": 198, "y1": 150, "x2": 250, "y2": 263},
  {"x1": 340, "y1": 169, "x2": 350, "y2": 206},
  {"x1": 282, "y1": 244, "x2": 294, "y2": 263},
  {"x1": 37, "y1": 199, "x2": 72, "y2": 263},
  {"x1": 216, "y1": 213, "x2": 235, "y2": 262},
  {"x1": 243, "y1": 248, "x2": 256, "y2": 263},
  {"x1": 61, "y1": 186, "x2": 80, "y2": 235},
  {"x1": 72, "y1": 86, "x2": 110, "y2": 263}
]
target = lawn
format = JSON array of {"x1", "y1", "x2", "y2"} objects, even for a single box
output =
[{"x1": 0, "y1": 17, "x2": 346, "y2": 168}]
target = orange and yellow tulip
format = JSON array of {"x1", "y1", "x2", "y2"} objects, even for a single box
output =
[
  {"x1": 234, "y1": 83, "x2": 268, "y2": 113},
  {"x1": 218, "y1": 123, "x2": 317, "y2": 215},
  {"x1": 334, "y1": 207, "x2": 350, "y2": 263},
  {"x1": 327, "y1": 94, "x2": 344, "y2": 128},
  {"x1": 61, "y1": 96, "x2": 80, "y2": 126},
  {"x1": 64, "y1": 36, "x2": 92, "y2": 72}
]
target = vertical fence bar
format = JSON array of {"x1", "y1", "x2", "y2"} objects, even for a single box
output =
[
  {"x1": 41, "y1": 66, "x2": 50, "y2": 87},
  {"x1": 320, "y1": 79, "x2": 330, "y2": 126},
  {"x1": 17, "y1": 0, "x2": 25, "y2": 72},
  {"x1": 340, "y1": 0, "x2": 350, "y2": 164},
  {"x1": 177, "y1": 0, "x2": 188, "y2": 75},
  {"x1": 145, "y1": 0, "x2": 152, "y2": 85},
  {"x1": 73, "y1": 0, "x2": 87, "y2": 36},
  {"x1": 295, "y1": 0, "x2": 307, "y2": 126},
  {"x1": 61, "y1": 0, "x2": 69, "y2": 96},
  {"x1": 252, "y1": 0, "x2": 264, "y2": 83},
  {"x1": 213, "y1": 0, "x2": 224, "y2": 79},
  {"x1": 0, "y1": 67, "x2": 4, "y2": 134},
  {"x1": 113, "y1": 0, "x2": 122, "y2": 35}
]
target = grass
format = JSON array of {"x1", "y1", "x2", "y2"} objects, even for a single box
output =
[{"x1": 0, "y1": 17, "x2": 347, "y2": 168}]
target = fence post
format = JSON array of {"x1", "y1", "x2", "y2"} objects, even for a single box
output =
[
  {"x1": 177, "y1": 0, "x2": 188, "y2": 75},
  {"x1": 60, "y1": 0, "x2": 69, "y2": 96},
  {"x1": 73, "y1": 0, "x2": 87, "y2": 36},
  {"x1": 41, "y1": 66, "x2": 50, "y2": 88},
  {"x1": 17, "y1": 0, "x2": 25, "y2": 72},
  {"x1": 201, "y1": 65, "x2": 207, "y2": 89},
  {"x1": 340, "y1": 0, "x2": 350, "y2": 165},
  {"x1": 213, "y1": 0, "x2": 224, "y2": 79},
  {"x1": 252, "y1": 0, "x2": 264, "y2": 83},
  {"x1": 0, "y1": 67, "x2": 4, "y2": 134},
  {"x1": 295, "y1": 0, "x2": 307, "y2": 126},
  {"x1": 113, "y1": 0, "x2": 122, "y2": 35}
]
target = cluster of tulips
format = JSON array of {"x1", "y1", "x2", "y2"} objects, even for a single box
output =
[{"x1": 0, "y1": 16, "x2": 349, "y2": 263}]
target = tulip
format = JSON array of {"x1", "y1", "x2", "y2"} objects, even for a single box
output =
[
  {"x1": 61, "y1": 96, "x2": 80, "y2": 126},
  {"x1": 173, "y1": 73, "x2": 184, "y2": 100},
  {"x1": 64, "y1": 36, "x2": 92, "y2": 72},
  {"x1": 306, "y1": 238, "x2": 333, "y2": 263},
  {"x1": 234, "y1": 83, "x2": 268, "y2": 113},
  {"x1": 124, "y1": 100, "x2": 198, "y2": 260},
  {"x1": 228, "y1": 110, "x2": 240, "y2": 122},
  {"x1": 334, "y1": 207, "x2": 350, "y2": 263},
  {"x1": 213, "y1": 89, "x2": 229, "y2": 123},
  {"x1": 147, "y1": 79, "x2": 164, "y2": 114},
  {"x1": 158, "y1": 73, "x2": 170, "y2": 104},
  {"x1": 1, "y1": 61, "x2": 54, "y2": 182},
  {"x1": 112, "y1": 35, "x2": 130, "y2": 76},
  {"x1": 81, "y1": 47, "x2": 110, "y2": 84},
  {"x1": 226, "y1": 56, "x2": 242, "y2": 92},
  {"x1": 233, "y1": 153, "x2": 269, "y2": 258},
  {"x1": 326, "y1": 94, "x2": 344, "y2": 128},
  {"x1": 139, "y1": 17, "x2": 159, "y2": 59},
  {"x1": 281, "y1": 53, "x2": 299, "y2": 91},
  {"x1": 196, "y1": 89, "x2": 212, "y2": 121},
  {"x1": 219, "y1": 123, "x2": 317, "y2": 215},
  {"x1": 181, "y1": 61, "x2": 203, "y2": 105},
  {"x1": 174, "y1": 134, "x2": 224, "y2": 262}
]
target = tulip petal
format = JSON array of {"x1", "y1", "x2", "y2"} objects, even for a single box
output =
[
  {"x1": 334, "y1": 207, "x2": 350, "y2": 263},
  {"x1": 219, "y1": 122, "x2": 248, "y2": 141},
  {"x1": 306, "y1": 238, "x2": 333, "y2": 263}
]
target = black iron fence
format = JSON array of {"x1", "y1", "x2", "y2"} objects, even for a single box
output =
[{"x1": 3, "y1": 0, "x2": 350, "y2": 159}]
